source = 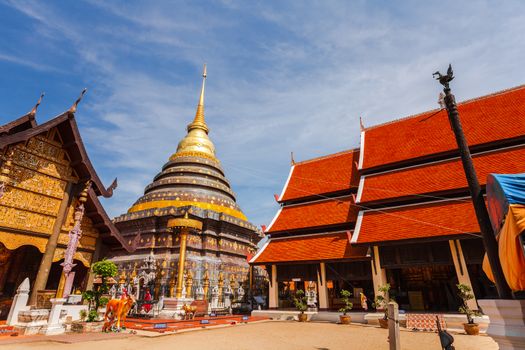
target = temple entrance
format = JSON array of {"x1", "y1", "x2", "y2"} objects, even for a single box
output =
[
  {"x1": 326, "y1": 261, "x2": 373, "y2": 311},
  {"x1": 276, "y1": 264, "x2": 318, "y2": 309},
  {"x1": 0, "y1": 244, "x2": 43, "y2": 319},
  {"x1": 380, "y1": 241, "x2": 461, "y2": 312}
]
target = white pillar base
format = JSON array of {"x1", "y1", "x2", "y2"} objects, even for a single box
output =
[{"x1": 478, "y1": 299, "x2": 525, "y2": 350}]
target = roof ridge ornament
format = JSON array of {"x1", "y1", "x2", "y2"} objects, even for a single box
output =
[
  {"x1": 187, "y1": 64, "x2": 208, "y2": 133},
  {"x1": 69, "y1": 88, "x2": 87, "y2": 114},
  {"x1": 29, "y1": 92, "x2": 45, "y2": 117},
  {"x1": 359, "y1": 116, "x2": 365, "y2": 131}
]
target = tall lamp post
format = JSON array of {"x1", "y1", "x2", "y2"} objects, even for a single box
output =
[
  {"x1": 167, "y1": 212, "x2": 202, "y2": 299},
  {"x1": 433, "y1": 65, "x2": 512, "y2": 299}
]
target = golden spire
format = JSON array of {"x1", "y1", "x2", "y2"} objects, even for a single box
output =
[
  {"x1": 187, "y1": 64, "x2": 208, "y2": 133},
  {"x1": 171, "y1": 64, "x2": 217, "y2": 161}
]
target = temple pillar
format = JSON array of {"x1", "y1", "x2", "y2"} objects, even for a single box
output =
[
  {"x1": 269, "y1": 265, "x2": 278, "y2": 309},
  {"x1": 85, "y1": 238, "x2": 102, "y2": 292},
  {"x1": 371, "y1": 246, "x2": 387, "y2": 300},
  {"x1": 30, "y1": 182, "x2": 73, "y2": 305},
  {"x1": 449, "y1": 239, "x2": 477, "y2": 310},
  {"x1": 317, "y1": 262, "x2": 329, "y2": 311}
]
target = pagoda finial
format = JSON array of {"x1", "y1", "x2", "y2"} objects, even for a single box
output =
[
  {"x1": 29, "y1": 92, "x2": 45, "y2": 117},
  {"x1": 187, "y1": 64, "x2": 208, "y2": 133}
]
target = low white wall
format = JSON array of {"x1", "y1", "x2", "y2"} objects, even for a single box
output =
[{"x1": 61, "y1": 305, "x2": 89, "y2": 322}]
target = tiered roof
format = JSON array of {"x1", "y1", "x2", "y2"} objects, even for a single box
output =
[
  {"x1": 352, "y1": 199, "x2": 481, "y2": 244},
  {"x1": 354, "y1": 84, "x2": 525, "y2": 245},
  {"x1": 267, "y1": 196, "x2": 357, "y2": 234},
  {"x1": 359, "y1": 85, "x2": 525, "y2": 171},
  {"x1": 358, "y1": 145, "x2": 525, "y2": 204},
  {"x1": 279, "y1": 150, "x2": 359, "y2": 202},
  {"x1": 251, "y1": 232, "x2": 368, "y2": 265}
]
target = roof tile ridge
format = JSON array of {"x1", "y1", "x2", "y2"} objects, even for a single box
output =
[
  {"x1": 364, "y1": 83, "x2": 525, "y2": 131},
  {"x1": 294, "y1": 148, "x2": 359, "y2": 166}
]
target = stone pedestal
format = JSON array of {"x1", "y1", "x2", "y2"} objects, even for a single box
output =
[
  {"x1": 478, "y1": 299, "x2": 525, "y2": 350},
  {"x1": 159, "y1": 297, "x2": 194, "y2": 319},
  {"x1": 15, "y1": 309, "x2": 50, "y2": 335},
  {"x1": 41, "y1": 298, "x2": 66, "y2": 335}
]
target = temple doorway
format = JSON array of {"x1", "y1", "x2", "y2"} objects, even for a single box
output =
[
  {"x1": 276, "y1": 264, "x2": 318, "y2": 309},
  {"x1": 326, "y1": 261, "x2": 373, "y2": 311},
  {"x1": 0, "y1": 244, "x2": 43, "y2": 319}
]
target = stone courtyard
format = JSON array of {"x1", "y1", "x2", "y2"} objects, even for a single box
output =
[{"x1": 0, "y1": 321, "x2": 497, "y2": 350}]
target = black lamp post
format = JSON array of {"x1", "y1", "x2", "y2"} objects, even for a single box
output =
[{"x1": 433, "y1": 65, "x2": 512, "y2": 299}]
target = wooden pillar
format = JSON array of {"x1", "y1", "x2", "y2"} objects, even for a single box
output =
[
  {"x1": 317, "y1": 262, "x2": 329, "y2": 311},
  {"x1": 449, "y1": 239, "x2": 478, "y2": 310},
  {"x1": 85, "y1": 238, "x2": 103, "y2": 292},
  {"x1": 269, "y1": 265, "x2": 278, "y2": 309},
  {"x1": 371, "y1": 246, "x2": 387, "y2": 300},
  {"x1": 29, "y1": 182, "x2": 73, "y2": 305}
]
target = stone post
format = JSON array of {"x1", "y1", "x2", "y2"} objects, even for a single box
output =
[
  {"x1": 388, "y1": 302, "x2": 400, "y2": 350},
  {"x1": 43, "y1": 298, "x2": 66, "y2": 335},
  {"x1": 317, "y1": 263, "x2": 329, "y2": 311},
  {"x1": 7, "y1": 278, "x2": 30, "y2": 326}
]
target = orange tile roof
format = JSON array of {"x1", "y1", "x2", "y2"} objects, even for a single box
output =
[
  {"x1": 251, "y1": 232, "x2": 369, "y2": 264},
  {"x1": 268, "y1": 197, "x2": 358, "y2": 233},
  {"x1": 279, "y1": 150, "x2": 359, "y2": 202},
  {"x1": 361, "y1": 85, "x2": 525, "y2": 170},
  {"x1": 360, "y1": 145, "x2": 525, "y2": 203},
  {"x1": 354, "y1": 200, "x2": 481, "y2": 244}
]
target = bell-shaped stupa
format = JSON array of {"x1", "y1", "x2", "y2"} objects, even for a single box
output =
[{"x1": 110, "y1": 65, "x2": 260, "y2": 300}]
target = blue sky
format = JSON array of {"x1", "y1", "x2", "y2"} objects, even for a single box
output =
[{"x1": 1, "y1": 1, "x2": 525, "y2": 227}]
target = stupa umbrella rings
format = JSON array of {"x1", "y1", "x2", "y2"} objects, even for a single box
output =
[{"x1": 167, "y1": 212, "x2": 203, "y2": 299}]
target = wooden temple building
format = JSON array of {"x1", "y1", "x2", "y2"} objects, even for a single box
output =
[
  {"x1": 108, "y1": 66, "x2": 261, "y2": 301},
  {"x1": 252, "y1": 84, "x2": 525, "y2": 312},
  {"x1": 0, "y1": 94, "x2": 130, "y2": 318}
]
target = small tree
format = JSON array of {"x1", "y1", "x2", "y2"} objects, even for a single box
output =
[
  {"x1": 374, "y1": 283, "x2": 391, "y2": 320},
  {"x1": 457, "y1": 283, "x2": 480, "y2": 324},
  {"x1": 338, "y1": 289, "x2": 353, "y2": 315},
  {"x1": 82, "y1": 259, "x2": 118, "y2": 320},
  {"x1": 293, "y1": 289, "x2": 308, "y2": 314}
]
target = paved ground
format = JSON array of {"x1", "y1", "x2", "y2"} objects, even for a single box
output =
[{"x1": 0, "y1": 321, "x2": 498, "y2": 350}]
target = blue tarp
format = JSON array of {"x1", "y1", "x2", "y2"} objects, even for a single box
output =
[{"x1": 487, "y1": 173, "x2": 525, "y2": 232}]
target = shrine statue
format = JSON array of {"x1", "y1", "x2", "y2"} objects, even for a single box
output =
[
  {"x1": 360, "y1": 292, "x2": 368, "y2": 311},
  {"x1": 143, "y1": 289, "x2": 152, "y2": 313},
  {"x1": 102, "y1": 295, "x2": 136, "y2": 332}
]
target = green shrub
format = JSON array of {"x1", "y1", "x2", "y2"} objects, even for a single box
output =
[
  {"x1": 79, "y1": 309, "x2": 87, "y2": 321},
  {"x1": 87, "y1": 310, "x2": 99, "y2": 322},
  {"x1": 99, "y1": 296, "x2": 110, "y2": 308},
  {"x1": 293, "y1": 290, "x2": 308, "y2": 314},
  {"x1": 373, "y1": 283, "x2": 391, "y2": 320},
  {"x1": 457, "y1": 283, "x2": 481, "y2": 324},
  {"x1": 338, "y1": 289, "x2": 353, "y2": 315}
]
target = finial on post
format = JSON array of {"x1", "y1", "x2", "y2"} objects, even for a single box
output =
[
  {"x1": 291, "y1": 151, "x2": 295, "y2": 165},
  {"x1": 29, "y1": 92, "x2": 45, "y2": 117},
  {"x1": 433, "y1": 64, "x2": 454, "y2": 90},
  {"x1": 69, "y1": 88, "x2": 87, "y2": 114}
]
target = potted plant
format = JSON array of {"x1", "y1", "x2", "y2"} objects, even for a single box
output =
[
  {"x1": 338, "y1": 289, "x2": 353, "y2": 324},
  {"x1": 374, "y1": 283, "x2": 391, "y2": 329},
  {"x1": 293, "y1": 290, "x2": 308, "y2": 322},
  {"x1": 457, "y1": 283, "x2": 481, "y2": 335}
]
